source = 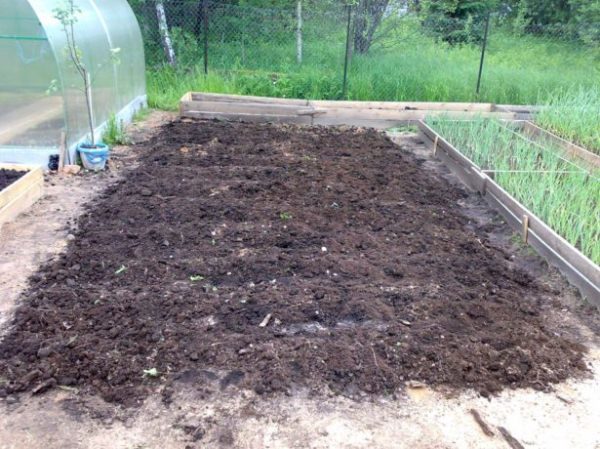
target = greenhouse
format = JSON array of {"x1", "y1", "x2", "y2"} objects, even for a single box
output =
[{"x1": 0, "y1": 0, "x2": 146, "y2": 166}]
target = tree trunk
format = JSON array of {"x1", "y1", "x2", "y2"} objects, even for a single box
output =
[
  {"x1": 296, "y1": 0, "x2": 303, "y2": 64},
  {"x1": 84, "y1": 70, "x2": 95, "y2": 145},
  {"x1": 155, "y1": 0, "x2": 177, "y2": 67},
  {"x1": 353, "y1": 0, "x2": 390, "y2": 54}
]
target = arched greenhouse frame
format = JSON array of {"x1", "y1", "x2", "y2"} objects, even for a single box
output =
[{"x1": 0, "y1": 0, "x2": 147, "y2": 166}]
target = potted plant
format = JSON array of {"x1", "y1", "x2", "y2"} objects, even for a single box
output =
[{"x1": 53, "y1": 0, "x2": 120, "y2": 171}]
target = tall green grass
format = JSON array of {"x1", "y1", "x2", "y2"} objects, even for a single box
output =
[
  {"x1": 536, "y1": 87, "x2": 600, "y2": 154},
  {"x1": 147, "y1": 28, "x2": 599, "y2": 110},
  {"x1": 427, "y1": 118, "x2": 599, "y2": 265}
]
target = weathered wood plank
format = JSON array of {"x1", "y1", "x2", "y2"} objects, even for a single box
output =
[
  {"x1": 0, "y1": 166, "x2": 43, "y2": 209},
  {"x1": 519, "y1": 121, "x2": 600, "y2": 169},
  {"x1": 181, "y1": 100, "x2": 317, "y2": 117},
  {"x1": 312, "y1": 115, "x2": 407, "y2": 129},
  {"x1": 0, "y1": 163, "x2": 40, "y2": 171},
  {"x1": 493, "y1": 104, "x2": 538, "y2": 120},
  {"x1": 179, "y1": 92, "x2": 193, "y2": 116},
  {"x1": 190, "y1": 92, "x2": 309, "y2": 106},
  {"x1": 181, "y1": 110, "x2": 312, "y2": 125},
  {"x1": 180, "y1": 93, "x2": 518, "y2": 125},
  {"x1": 0, "y1": 165, "x2": 44, "y2": 229},
  {"x1": 315, "y1": 108, "x2": 515, "y2": 121},
  {"x1": 310, "y1": 100, "x2": 494, "y2": 112}
]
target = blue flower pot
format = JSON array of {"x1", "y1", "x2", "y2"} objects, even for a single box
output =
[{"x1": 78, "y1": 143, "x2": 110, "y2": 171}]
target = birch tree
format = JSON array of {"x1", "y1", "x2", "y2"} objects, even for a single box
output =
[
  {"x1": 155, "y1": 0, "x2": 177, "y2": 66},
  {"x1": 296, "y1": 0, "x2": 303, "y2": 63}
]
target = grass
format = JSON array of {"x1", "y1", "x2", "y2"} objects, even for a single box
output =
[
  {"x1": 133, "y1": 107, "x2": 151, "y2": 123},
  {"x1": 426, "y1": 117, "x2": 600, "y2": 265},
  {"x1": 146, "y1": 24, "x2": 599, "y2": 110},
  {"x1": 102, "y1": 114, "x2": 129, "y2": 146},
  {"x1": 536, "y1": 87, "x2": 600, "y2": 154}
]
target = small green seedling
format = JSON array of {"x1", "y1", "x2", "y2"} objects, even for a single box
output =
[
  {"x1": 190, "y1": 275, "x2": 205, "y2": 282},
  {"x1": 279, "y1": 212, "x2": 292, "y2": 221},
  {"x1": 143, "y1": 368, "x2": 159, "y2": 378},
  {"x1": 115, "y1": 265, "x2": 127, "y2": 275}
]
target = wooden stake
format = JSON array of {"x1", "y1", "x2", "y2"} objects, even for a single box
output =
[
  {"x1": 433, "y1": 135, "x2": 439, "y2": 156},
  {"x1": 469, "y1": 409, "x2": 494, "y2": 437},
  {"x1": 58, "y1": 130, "x2": 67, "y2": 169},
  {"x1": 522, "y1": 215, "x2": 529, "y2": 244},
  {"x1": 259, "y1": 313, "x2": 273, "y2": 327},
  {"x1": 498, "y1": 427, "x2": 525, "y2": 449}
]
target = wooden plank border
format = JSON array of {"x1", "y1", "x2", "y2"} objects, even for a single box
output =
[
  {"x1": 190, "y1": 92, "x2": 310, "y2": 106},
  {"x1": 180, "y1": 92, "x2": 521, "y2": 126},
  {"x1": 181, "y1": 110, "x2": 313, "y2": 125},
  {"x1": 517, "y1": 121, "x2": 600, "y2": 169},
  {"x1": 309, "y1": 99, "x2": 495, "y2": 112},
  {"x1": 0, "y1": 164, "x2": 44, "y2": 229},
  {"x1": 417, "y1": 120, "x2": 600, "y2": 304}
]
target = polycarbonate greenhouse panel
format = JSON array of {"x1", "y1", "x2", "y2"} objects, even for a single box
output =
[
  {"x1": 0, "y1": 0, "x2": 146, "y2": 166},
  {"x1": 95, "y1": 0, "x2": 147, "y2": 111},
  {"x1": 0, "y1": 0, "x2": 65, "y2": 152},
  {"x1": 31, "y1": 0, "x2": 118, "y2": 151}
]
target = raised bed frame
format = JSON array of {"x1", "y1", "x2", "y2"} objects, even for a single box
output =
[
  {"x1": 0, "y1": 164, "x2": 44, "y2": 229},
  {"x1": 418, "y1": 121, "x2": 600, "y2": 305},
  {"x1": 180, "y1": 92, "x2": 529, "y2": 127}
]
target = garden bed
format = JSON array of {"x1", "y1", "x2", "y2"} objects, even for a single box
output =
[
  {"x1": 0, "y1": 119, "x2": 587, "y2": 406},
  {"x1": 420, "y1": 118, "x2": 599, "y2": 303},
  {"x1": 0, "y1": 164, "x2": 44, "y2": 229}
]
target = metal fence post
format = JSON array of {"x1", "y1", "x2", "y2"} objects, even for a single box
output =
[
  {"x1": 476, "y1": 12, "x2": 491, "y2": 97},
  {"x1": 203, "y1": 0, "x2": 209, "y2": 75},
  {"x1": 342, "y1": 4, "x2": 353, "y2": 99}
]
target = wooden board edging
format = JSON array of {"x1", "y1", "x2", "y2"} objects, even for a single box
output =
[
  {"x1": 181, "y1": 100, "x2": 317, "y2": 117},
  {"x1": 190, "y1": 92, "x2": 310, "y2": 106},
  {"x1": 180, "y1": 93, "x2": 522, "y2": 125},
  {"x1": 181, "y1": 110, "x2": 313, "y2": 125},
  {"x1": 0, "y1": 164, "x2": 44, "y2": 229},
  {"x1": 417, "y1": 120, "x2": 600, "y2": 305},
  {"x1": 518, "y1": 121, "x2": 600, "y2": 169},
  {"x1": 309, "y1": 100, "x2": 494, "y2": 112}
]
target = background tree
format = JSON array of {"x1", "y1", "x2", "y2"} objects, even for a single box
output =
[
  {"x1": 420, "y1": 0, "x2": 498, "y2": 44},
  {"x1": 353, "y1": 0, "x2": 392, "y2": 53}
]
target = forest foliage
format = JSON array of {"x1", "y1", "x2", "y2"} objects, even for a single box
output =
[{"x1": 130, "y1": 0, "x2": 599, "y2": 48}]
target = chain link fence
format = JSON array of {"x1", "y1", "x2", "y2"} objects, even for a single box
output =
[{"x1": 132, "y1": 1, "x2": 599, "y2": 107}]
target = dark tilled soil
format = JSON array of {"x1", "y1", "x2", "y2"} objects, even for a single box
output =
[
  {"x1": 0, "y1": 169, "x2": 26, "y2": 191},
  {"x1": 0, "y1": 120, "x2": 589, "y2": 405}
]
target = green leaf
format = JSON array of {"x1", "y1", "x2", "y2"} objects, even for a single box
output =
[{"x1": 143, "y1": 368, "x2": 159, "y2": 378}]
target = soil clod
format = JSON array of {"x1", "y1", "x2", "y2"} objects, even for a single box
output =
[{"x1": 0, "y1": 169, "x2": 26, "y2": 191}]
